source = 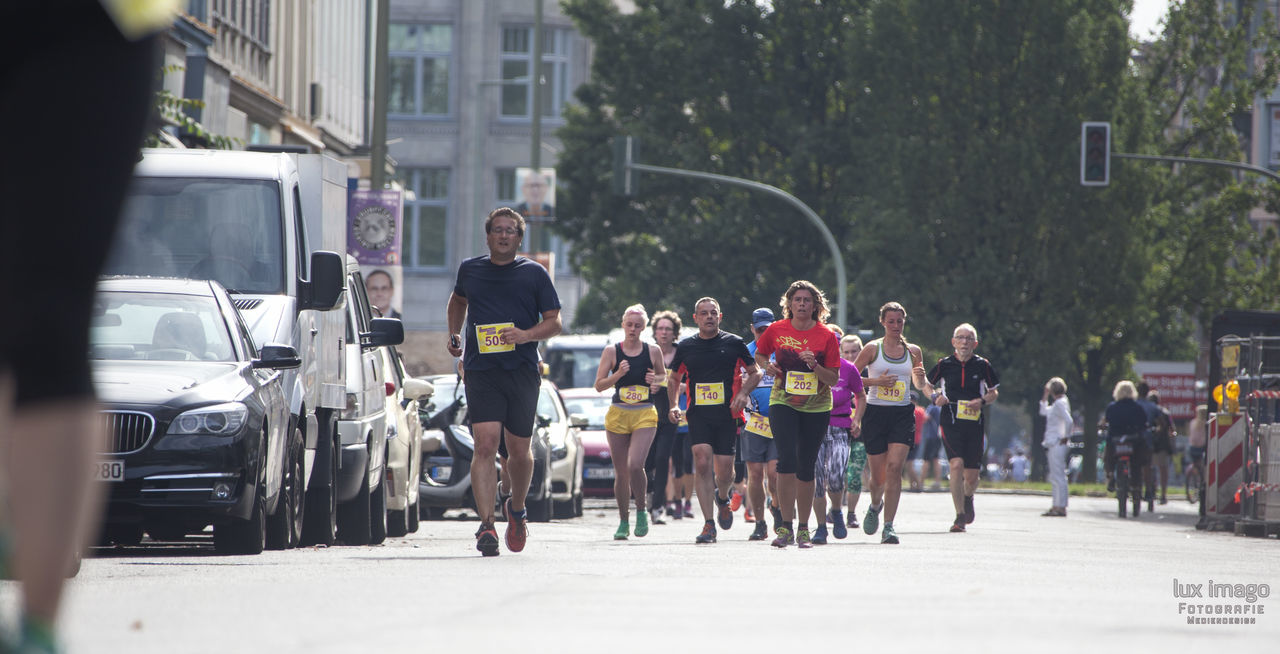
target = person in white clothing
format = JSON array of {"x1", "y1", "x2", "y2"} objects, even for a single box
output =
[{"x1": 1039, "y1": 377, "x2": 1072, "y2": 516}]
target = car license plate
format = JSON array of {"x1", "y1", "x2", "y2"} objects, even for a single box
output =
[
  {"x1": 585, "y1": 466, "x2": 615, "y2": 480},
  {"x1": 95, "y1": 459, "x2": 124, "y2": 481},
  {"x1": 431, "y1": 465, "x2": 451, "y2": 481}
]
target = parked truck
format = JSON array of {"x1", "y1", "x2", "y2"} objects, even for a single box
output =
[{"x1": 106, "y1": 149, "x2": 351, "y2": 546}]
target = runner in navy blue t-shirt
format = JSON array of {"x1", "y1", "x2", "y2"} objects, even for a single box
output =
[{"x1": 446, "y1": 207, "x2": 561, "y2": 557}]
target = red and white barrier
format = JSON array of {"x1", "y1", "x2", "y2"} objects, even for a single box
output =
[{"x1": 1206, "y1": 413, "x2": 1247, "y2": 517}]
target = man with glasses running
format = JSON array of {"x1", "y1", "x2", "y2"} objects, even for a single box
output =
[{"x1": 446, "y1": 207, "x2": 562, "y2": 557}]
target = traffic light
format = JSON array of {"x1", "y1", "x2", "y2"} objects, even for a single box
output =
[
  {"x1": 1080, "y1": 122, "x2": 1110, "y2": 186},
  {"x1": 612, "y1": 135, "x2": 638, "y2": 196}
]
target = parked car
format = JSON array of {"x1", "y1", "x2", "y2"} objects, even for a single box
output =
[
  {"x1": 379, "y1": 345, "x2": 432, "y2": 537},
  {"x1": 416, "y1": 373, "x2": 554, "y2": 522},
  {"x1": 536, "y1": 381, "x2": 585, "y2": 519},
  {"x1": 91, "y1": 277, "x2": 301, "y2": 554},
  {"x1": 559, "y1": 387, "x2": 615, "y2": 498},
  {"x1": 335, "y1": 258, "x2": 404, "y2": 545}
]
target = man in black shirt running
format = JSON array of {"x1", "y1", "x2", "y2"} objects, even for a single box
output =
[
  {"x1": 668, "y1": 297, "x2": 763, "y2": 544},
  {"x1": 446, "y1": 207, "x2": 561, "y2": 556}
]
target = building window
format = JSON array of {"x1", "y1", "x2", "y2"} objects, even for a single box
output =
[
  {"x1": 396, "y1": 168, "x2": 451, "y2": 269},
  {"x1": 389, "y1": 23, "x2": 453, "y2": 117},
  {"x1": 496, "y1": 169, "x2": 517, "y2": 205},
  {"x1": 500, "y1": 26, "x2": 572, "y2": 120}
]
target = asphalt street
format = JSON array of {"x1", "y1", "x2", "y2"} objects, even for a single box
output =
[{"x1": 7, "y1": 490, "x2": 1277, "y2": 653}]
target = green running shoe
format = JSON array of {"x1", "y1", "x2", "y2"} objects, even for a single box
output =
[
  {"x1": 863, "y1": 505, "x2": 881, "y2": 535},
  {"x1": 881, "y1": 522, "x2": 899, "y2": 544},
  {"x1": 634, "y1": 510, "x2": 649, "y2": 538},
  {"x1": 614, "y1": 520, "x2": 630, "y2": 540}
]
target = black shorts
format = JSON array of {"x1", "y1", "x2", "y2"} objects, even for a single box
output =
[
  {"x1": 2, "y1": 6, "x2": 158, "y2": 405},
  {"x1": 942, "y1": 423, "x2": 985, "y2": 470},
  {"x1": 688, "y1": 416, "x2": 738, "y2": 456},
  {"x1": 769, "y1": 404, "x2": 829, "y2": 480},
  {"x1": 861, "y1": 404, "x2": 916, "y2": 456},
  {"x1": 465, "y1": 365, "x2": 540, "y2": 445}
]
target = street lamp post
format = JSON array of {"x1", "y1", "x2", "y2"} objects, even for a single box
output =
[{"x1": 470, "y1": 78, "x2": 527, "y2": 258}]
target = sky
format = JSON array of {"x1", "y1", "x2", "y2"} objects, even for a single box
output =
[{"x1": 1130, "y1": 0, "x2": 1172, "y2": 39}]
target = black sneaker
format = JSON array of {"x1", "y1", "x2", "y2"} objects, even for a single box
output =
[
  {"x1": 716, "y1": 493, "x2": 733, "y2": 530},
  {"x1": 964, "y1": 495, "x2": 975, "y2": 524},
  {"x1": 695, "y1": 521, "x2": 717, "y2": 544},
  {"x1": 475, "y1": 523, "x2": 500, "y2": 557},
  {"x1": 1107, "y1": 478, "x2": 1115, "y2": 493},
  {"x1": 749, "y1": 521, "x2": 769, "y2": 541}
]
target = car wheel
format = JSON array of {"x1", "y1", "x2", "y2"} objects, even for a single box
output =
[
  {"x1": 407, "y1": 499, "x2": 420, "y2": 533},
  {"x1": 267, "y1": 424, "x2": 305, "y2": 550},
  {"x1": 301, "y1": 412, "x2": 339, "y2": 546},
  {"x1": 369, "y1": 474, "x2": 388, "y2": 545},
  {"x1": 214, "y1": 489, "x2": 265, "y2": 555},
  {"x1": 337, "y1": 464, "x2": 372, "y2": 545}
]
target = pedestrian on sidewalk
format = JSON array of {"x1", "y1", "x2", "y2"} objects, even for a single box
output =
[{"x1": 1039, "y1": 377, "x2": 1072, "y2": 517}]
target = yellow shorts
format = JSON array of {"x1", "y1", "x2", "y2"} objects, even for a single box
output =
[{"x1": 605, "y1": 404, "x2": 658, "y2": 434}]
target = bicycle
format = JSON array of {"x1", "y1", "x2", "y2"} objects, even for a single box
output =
[{"x1": 1184, "y1": 452, "x2": 1203, "y2": 504}]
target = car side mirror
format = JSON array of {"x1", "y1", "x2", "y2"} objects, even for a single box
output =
[
  {"x1": 569, "y1": 414, "x2": 588, "y2": 428},
  {"x1": 536, "y1": 414, "x2": 552, "y2": 429},
  {"x1": 362, "y1": 317, "x2": 405, "y2": 348},
  {"x1": 301, "y1": 251, "x2": 344, "y2": 311},
  {"x1": 252, "y1": 343, "x2": 302, "y2": 370}
]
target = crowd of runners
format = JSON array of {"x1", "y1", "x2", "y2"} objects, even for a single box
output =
[{"x1": 448, "y1": 207, "x2": 1001, "y2": 555}]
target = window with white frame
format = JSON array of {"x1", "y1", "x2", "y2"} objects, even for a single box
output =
[
  {"x1": 500, "y1": 26, "x2": 573, "y2": 120},
  {"x1": 388, "y1": 23, "x2": 453, "y2": 117},
  {"x1": 396, "y1": 168, "x2": 451, "y2": 269}
]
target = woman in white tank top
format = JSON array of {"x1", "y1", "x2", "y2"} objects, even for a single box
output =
[{"x1": 850, "y1": 302, "x2": 936, "y2": 545}]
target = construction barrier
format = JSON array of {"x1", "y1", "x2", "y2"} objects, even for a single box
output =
[{"x1": 1206, "y1": 413, "x2": 1246, "y2": 520}]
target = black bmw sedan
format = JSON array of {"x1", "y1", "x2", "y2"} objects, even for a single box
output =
[{"x1": 91, "y1": 277, "x2": 300, "y2": 554}]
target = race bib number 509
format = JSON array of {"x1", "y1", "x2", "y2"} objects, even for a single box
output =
[{"x1": 475, "y1": 323, "x2": 515, "y2": 354}]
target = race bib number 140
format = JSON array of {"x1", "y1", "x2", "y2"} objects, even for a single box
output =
[{"x1": 695, "y1": 383, "x2": 725, "y2": 406}]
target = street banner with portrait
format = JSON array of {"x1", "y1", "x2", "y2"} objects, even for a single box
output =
[
  {"x1": 515, "y1": 167, "x2": 555, "y2": 222},
  {"x1": 349, "y1": 189, "x2": 403, "y2": 265}
]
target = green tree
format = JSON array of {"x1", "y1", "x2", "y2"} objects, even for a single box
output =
[
  {"x1": 146, "y1": 65, "x2": 238, "y2": 149},
  {"x1": 556, "y1": 0, "x2": 1280, "y2": 481}
]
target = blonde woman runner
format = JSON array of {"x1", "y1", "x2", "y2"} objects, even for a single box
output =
[{"x1": 594, "y1": 305, "x2": 667, "y2": 539}]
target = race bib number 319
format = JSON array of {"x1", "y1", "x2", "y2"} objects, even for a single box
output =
[
  {"x1": 475, "y1": 323, "x2": 515, "y2": 354},
  {"x1": 875, "y1": 380, "x2": 906, "y2": 403}
]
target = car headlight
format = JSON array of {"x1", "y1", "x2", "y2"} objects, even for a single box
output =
[
  {"x1": 340, "y1": 392, "x2": 360, "y2": 420},
  {"x1": 168, "y1": 403, "x2": 248, "y2": 436},
  {"x1": 551, "y1": 442, "x2": 568, "y2": 461}
]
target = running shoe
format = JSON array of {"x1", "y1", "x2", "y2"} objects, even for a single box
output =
[
  {"x1": 504, "y1": 498, "x2": 528, "y2": 552},
  {"x1": 16, "y1": 617, "x2": 60, "y2": 654},
  {"x1": 797, "y1": 527, "x2": 813, "y2": 549},
  {"x1": 950, "y1": 516, "x2": 966, "y2": 533},
  {"x1": 744, "y1": 507, "x2": 755, "y2": 523},
  {"x1": 881, "y1": 522, "x2": 899, "y2": 544},
  {"x1": 847, "y1": 511, "x2": 859, "y2": 530},
  {"x1": 683, "y1": 499, "x2": 694, "y2": 519},
  {"x1": 716, "y1": 493, "x2": 734, "y2": 530},
  {"x1": 635, "y1": 510, "x2": 649, "y2": 538},
  {"x1": 669, "y1": 501, "x2": 683, "y2": 520},
  {"x1": 771, "y1": 526, "x2": 791, "y2": 548},
  {"x1": 651, "y1": 507, "x2": 666, "y2": 526},
  {"x1": 811, "y1": 524, "x2": 828, "y2": 545},
  {"x1": 829, "y1": 510, "x2": 847, "y2": 539},
  {"x1": 729, "y1": 490, "x2": 743, "y2": 512},
  {"x1": 963, "y1": 495, "x2": 975, "y2": 525},
  {"x1": 475, "y1": 523, "x2": 500, "y2": 557},
  {"x1": 695, "y1": 521, "x2": 717, "y2": 544},
  {"x1": 614, "y1": 520, "x2": 629, "y2": 540},
  {"x1": 863, "y1": 505, "x2": 881, "y2": 535},
  {"x1": 749, "y1": 521, "x2": 769, "y2": 541},
  {"x1": 1107, "y1": 477, "x2": 1115, "y2": 492}
]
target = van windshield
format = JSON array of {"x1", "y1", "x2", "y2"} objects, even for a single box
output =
[
  {"x1": 106, "y1": 177, "x2": 285, "y2": 294},
  {"x1": 545, "y1": 347, "x2": 605, "y2": 390}
]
